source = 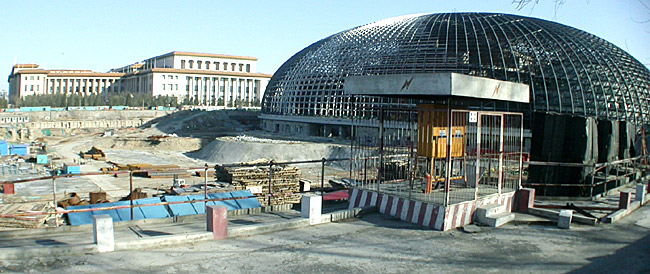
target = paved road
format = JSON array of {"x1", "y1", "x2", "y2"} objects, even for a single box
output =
[{"x1": 2, "y1": 205, "x2": 650, "y2": 273}]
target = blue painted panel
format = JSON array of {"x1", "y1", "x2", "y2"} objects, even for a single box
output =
[
  {"x1": 113, "y1": 200, "x2": 143, "y2": 221},
  {"x1": 209, "y1": 192, "x2": 239, "y2": 210},
  {"x1": 9, "y1": 145, "x2": 28, "y2": 156},
  {"x1": 136, "y1": 197, "x2": 170, "y2": 219},
  {"x1": 66, "y1": 205, "x2": 93, "y2": 226},
  {"x1": 67, "y1": 198, "x2": 172, "y2": 225},
  {"x1": 187, "y1": 195, "x2": 206, "y2": 215},
  {"x1": 164, "y1": 195, "x2": 197, "y2": 216},
  {"x1": 89, "y1": 202, "x2": 122, "y2": 222},
  {"x1": 64, "y1": 164, "x2": 81, "y2": 174},
  {"x1": 230, "y1": 190, "x2": 263, "y2": 209},
  {"x1": 0, "y1": 141, "x2": 8, "y2": 156}
]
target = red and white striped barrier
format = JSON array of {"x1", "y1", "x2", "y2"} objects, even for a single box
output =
[
  {"x1": 442, "y1": 192, "x2": 515, "y2": 230},
  {"x1": 349, "y1": 188, "x2": 515, "y2": 231}
]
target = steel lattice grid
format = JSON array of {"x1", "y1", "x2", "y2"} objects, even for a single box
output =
[{"x1": 263, "y1": 13, "x2": 650, "y2": 126}]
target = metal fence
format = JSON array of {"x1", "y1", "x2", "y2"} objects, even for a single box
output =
[
  {"x1": 0, "y1": 157, "x2": 354, "y2": 227},
  {"x1": 350, "y1": 107, "x2": 524, "y2": 207}
]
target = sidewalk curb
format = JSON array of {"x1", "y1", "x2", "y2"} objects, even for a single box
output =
[
  {"x1": 605, "y1": 191, "x2": 650, "y2": 223},
  {"x1": 0, "y1": 208, "x2": 361, "y2": 260}
]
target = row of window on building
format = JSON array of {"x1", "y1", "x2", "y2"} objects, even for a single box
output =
[{"x1": 179, "y1": 60, "x2": 251, "y2": 72}]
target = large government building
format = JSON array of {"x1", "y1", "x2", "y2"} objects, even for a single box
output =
[{"x1": 8, "y1": 52, "x2": 272, "y2": 106}]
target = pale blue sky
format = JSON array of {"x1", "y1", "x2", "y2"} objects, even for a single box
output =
[{"x1": 1, "y1": 0, "x2": 649, "y2": 93}]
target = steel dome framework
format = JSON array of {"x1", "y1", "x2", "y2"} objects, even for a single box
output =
[{"x1": 262, "y1": 13, "x2": 650, "y2": 125}]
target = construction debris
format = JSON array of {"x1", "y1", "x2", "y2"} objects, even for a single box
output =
[
  {"x1": 90, "y1": 191, "x2": 108, "y2": 204},
  {"x1": 195, "y1": 170, "x2": 216, "y2": 177},
  {"x1": 0, "y1": 202, "x2": 63, "y2": 229},
  {"x1": 122, "y1": 188, "x2": 148, "y2": 201},
  {"x1": 229, "y1": 135, "x2": 303, "y2": 144},
  {"x1": 57, "y1": 192, "x2": 90, "y2": 208},
  {"x1": 80, "y1": 146, "x2": 106, "y2": 160},
  {"x1": 104, "y1": 162, "x2": 191, "y2": 178},
  {"x1": 215, "y1": 159, "x2": 302, "y2": 205}
]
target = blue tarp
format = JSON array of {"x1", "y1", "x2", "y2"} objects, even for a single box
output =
[
  {"x1": 230, "y1": 190, "x2": 264, "y2": 210},
  {"x1": 0, "y1": 141, "x2": 8, "y2": 156},
  {"x1": 66, "y1": 190, "x2": 262, "y2": 225},
  {"x1": 164, "y1": 195, "x2": 199, "y2": 216},
  {"x1": 67, "y1": 197, "x2": 171, "y2": 226},
  {"x1": 164, "y1": 190, "x2": 262, "y2": 217}
]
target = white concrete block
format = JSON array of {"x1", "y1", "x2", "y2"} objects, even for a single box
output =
[
  {"x1": 636, "y1": 184, "x2": 646, "y2": 202},
  {"x1": 477, "y1": 212, "x2": 515, "y2": 227},
  {"x1": 558, "y1": 210, "x2": 573, "y2": 229},
  {"x1": 301, "y1": 180, "x2": 310, "y2": 192},
  {"x1": 301, "y1": 194, "x2": 322, "y2": 225},
  {"x1": 93, "y1": 215, "x2": 115, "y2": 252},
  {"x1": 475, "y1": 204, "x2": 506, "y2": 220}
]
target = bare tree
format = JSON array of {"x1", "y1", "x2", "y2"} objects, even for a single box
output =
[
  {"x1": 633, "y1": 0, "x2": 650, "y2": 23},
  {"x1": 512, "y1": 0, "x2": 567, "y2": 17}
]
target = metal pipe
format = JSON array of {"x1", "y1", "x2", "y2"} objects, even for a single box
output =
[
  {"x1": 533, "y1": 204, "x2": 617, "y2": 211},
  {"x1": 204, "y1": 164, "x2": 209, "y2": 211},
  {"x1": 321, "y1": 158, "x2": 326, "y2": 200},
  {"x1": 408, "y1": 135, "x2": 414, "y2": 200},
  {"x1": 130, "y1": 170, "x2": 134, "y2": 221},
  {"x1": 0, "y1": 195, "x2": 259, "y2": 218},
  {"x1": 444, "y1": 105, "x2": 452, "y2": 206},
  {"x1": 378, "y1": 108, "x2": 384, "y2": 192},
  {"x1": 52, "y1": 176, "x2": 58, "y2": 227},
  {"x1": 268, "y1": 161, "x2": 274, "y2": 206}
]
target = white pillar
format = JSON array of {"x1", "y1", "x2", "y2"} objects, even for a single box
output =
[
  {"x1": 301, "y1": 194, "x2": 322, "y2": 225},
  {"x1": 636, "y1": 183, "x2": 646, "y2": 202},
  {"x1": 93, "y1": 215, "x2": 115, "y2": 252},
  {"x1": 558, "y1": 210, "x2": 572, "y2": 229},
  {"x1": 224, "y1": 78, "x2": 231, "y2": 106}
]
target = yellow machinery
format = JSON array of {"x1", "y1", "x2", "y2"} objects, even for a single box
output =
[{"x1": 416, "y1": 105, "x2": 466, "y2": 192}]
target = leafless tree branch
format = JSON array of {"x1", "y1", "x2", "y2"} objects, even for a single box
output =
[{"x1": 512, "y1": 0, "x2": 566, "y2": 18}]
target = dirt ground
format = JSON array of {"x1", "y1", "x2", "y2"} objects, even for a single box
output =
[{"x1": 5, "y1": 109, "x2": 350, "y2": 203}]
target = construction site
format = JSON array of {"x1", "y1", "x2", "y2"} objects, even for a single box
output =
[
  {"x1": 0, "y1": 108, "x2": 353, "y2": 229},
  {"x1": 1, "y1": 10, "x2": 650, "y2": 273}
]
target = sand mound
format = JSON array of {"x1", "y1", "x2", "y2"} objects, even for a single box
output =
[{"x1": 189, "y1": 136, "x2": 350, "y2": 165}]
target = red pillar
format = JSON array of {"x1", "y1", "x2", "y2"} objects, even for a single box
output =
[
  {"x1": 2, "y1": 183, "x2": 14, "y2": 195},
  {"x1": 206, "y1": 205, "x2": 228, "y2": 240},
  {"x1": 619, "y1": 191, "x2": 632, "y2": 209},
  {"x1": 517, "y1": 188, "x2": 535, "y2": 213}
]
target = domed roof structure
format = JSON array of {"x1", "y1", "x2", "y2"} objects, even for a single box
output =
[{"x1": 262, "y1": 13, "x2": 650, "y2": 124}]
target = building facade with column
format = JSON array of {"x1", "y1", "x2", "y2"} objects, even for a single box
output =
[
  {"x1": 8, "y1": 64, "x2": 123, "y2": 104},
  {"x1": 8, "y1": 51, "x2": 273, "y2": 106},
  {"x1": 110, "y1": 51, "x2": 272, "y2": 106}
]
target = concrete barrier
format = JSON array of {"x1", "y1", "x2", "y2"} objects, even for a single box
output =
[
  {"x1": 619, "y1": 191, "x2": 632, "y2": 209},
  {"x1": 636, "y1": 184, "x2": 646, "y2": 202},
  {"x1": 301, "y1": 194, "x2": 322, "y2": 225},
  {"x1": 206, "y1": 205, "x2": 228, "y2": 240},
  {"x1": 93, "y1": 215, "x2": 115, "y2": 252},
  {"x1": 558, "y1": 210, "x2": 573, "y2": 229},
  {"x1": 517, "y1": 188, "x2": 535, "y2": 213},
  {"x1": 2, "y1": 183, "x2": 14, "y2": 195}
]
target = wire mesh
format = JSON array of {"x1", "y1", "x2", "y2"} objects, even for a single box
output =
[{"x1": 262, "y1": 13, "x2": 650, "y2": 126}]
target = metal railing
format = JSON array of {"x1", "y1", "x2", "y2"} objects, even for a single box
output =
[
  {"x1": 524, "y1": 155, "x2": 650, "y2": 199},
  {"x1": 0, "y1": 157, "x2": 355, "y2": 227}
]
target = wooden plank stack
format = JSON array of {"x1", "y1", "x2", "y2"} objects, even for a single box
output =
[
  {"x1": 0, "y1": 202, "x2": 63, "y2": 229},
  {"x1": 215, "y1": 160, "x2": 302, "y2": 206},
  {"x1": 80, "y1": 146, "x2": 106, "y2": 160}
]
